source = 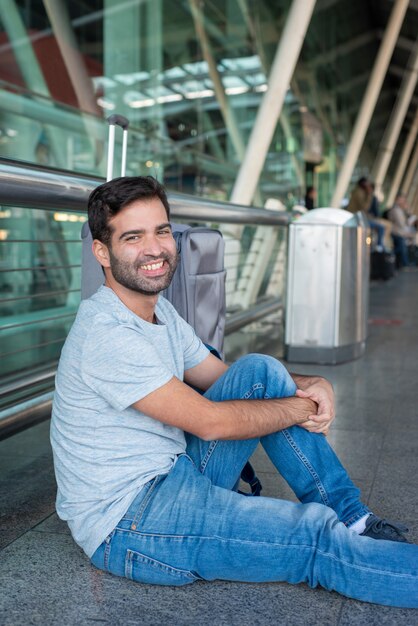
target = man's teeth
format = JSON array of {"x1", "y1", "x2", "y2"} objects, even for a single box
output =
[{"x1": 140, "y1": 261, "x2": 164, "y2": 271}]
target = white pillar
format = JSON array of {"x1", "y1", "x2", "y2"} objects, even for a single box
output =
[
  {"x1": 43, "y1": 0, "x2": 100, "y2": 116},
  {"x1": 411, "y1": 180, "x2": 418, "y2": 214},
  {"x1": 372, "y1": 40, "x2": 418, "y2": 196},
  {"x1": 330, "y1": 0, "x2": 409, "y2": 208},
  {"x1": 230, "y1": 0, "x2": 317, "y2": 205},
  {"x1": 386, "y1": 107, "x2": 418, "y2": 207},
  {"x1": 236, "y1": 0, "x2": 305, "y2": 189},
  {"x1": 404, "y1": 140, "x2": 418, "y2": 199}
]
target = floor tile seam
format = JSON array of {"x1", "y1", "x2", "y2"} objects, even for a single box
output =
[
  {"x1": 0, "y1": 512, "x2": 59, "y2": 553},
  {"x1": 0, "y1": 527, "x2": 72, "y2": 557},
  {"x1": 335, "y1": 596, "x2": 347, "y2": 626},
  {"x1": 29, "y1": 527, "x2": 70, "y2": 537},
  {"x1": 0, "y1": 528, "x2": 32, "y2": 553},
  {"x1": 30, "y1": 511, "x2": 59, "y2": 533},
  {"x1": 365, "y1": 418, "x2": 392, "y2": 507}
]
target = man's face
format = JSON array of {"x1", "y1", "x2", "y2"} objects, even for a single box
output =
[
  {"x1": 105, "y1": 197, "x2": 178, "y2": 295},
  {"x1": 397, "y1": 195, "x2": 407, "y2": 209}
]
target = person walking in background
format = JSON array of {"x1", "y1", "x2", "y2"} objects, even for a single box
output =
[{"x1": 304, "y1": 186, "x2": 317, "y2": 210}]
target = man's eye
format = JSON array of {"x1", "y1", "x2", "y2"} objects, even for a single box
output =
[
  {"x1": 125, "y1": 235, "x2": 139, "y2": 241},
  {"x1": 158, "y1": 229, "x2": 171, "y2": 235}
]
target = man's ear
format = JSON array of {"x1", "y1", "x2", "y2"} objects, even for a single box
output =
[{"x1": 92, "y1": 239, "x2": 111, "y2": 268}]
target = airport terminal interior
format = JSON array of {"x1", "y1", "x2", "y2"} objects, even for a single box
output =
[{"x1": 0, "y1": 0, "x2": 417, "y2": 624}]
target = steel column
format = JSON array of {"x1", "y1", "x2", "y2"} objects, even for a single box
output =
[
  {"x1": 386, "y1": 107, "x2": 418, "y2": 207},
  {"x1": 230, "y1": 0, "x2": 317, "y2": 206},
  {"x1": 372, "y1": 39, "x2": 418, "y2": 196},
  {"x1": 236, "y1": 0, "x2": 305, "y2": 188},
  {"x1": 411, "y1": 178, "x2": 418, "y2": 213},
  {"x1": 404, "y1": 140, "x2": 418, "y2": 199},
  {"x1": 331, "y1": 0, "x2": 409, "y2": 207}
]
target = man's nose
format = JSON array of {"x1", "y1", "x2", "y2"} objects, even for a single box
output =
[{"x1": 142, "y1": 234, "x2": 163, "y2": 257}]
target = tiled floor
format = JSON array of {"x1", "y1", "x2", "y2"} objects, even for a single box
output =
[{"x1": 0, "y1": 269, "x2": 417, "y2": 625}]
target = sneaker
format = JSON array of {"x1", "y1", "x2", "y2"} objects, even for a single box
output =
[{"x1": 360, "y1": 514, "x2": 409, "y2": 543}]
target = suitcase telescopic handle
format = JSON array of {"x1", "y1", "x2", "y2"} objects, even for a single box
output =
[{"x1": 106, "y1": 114, "x2": 130, "y2": 181}]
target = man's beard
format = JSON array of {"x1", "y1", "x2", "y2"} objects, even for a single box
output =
[{"x1": 108, "y1": 248, "x2": 178, "y2": 295}]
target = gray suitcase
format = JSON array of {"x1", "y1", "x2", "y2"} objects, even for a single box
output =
[
  {"x1": 81, "y1": 115, "x2": 226, "y2": 354},
  {"x1": 163, "y1": 224, "x2": 226, "y2": 355}
]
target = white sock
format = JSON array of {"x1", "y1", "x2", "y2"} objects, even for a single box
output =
[{"x1": 348, "y1": 513, "x2": 371, "y2": 534}]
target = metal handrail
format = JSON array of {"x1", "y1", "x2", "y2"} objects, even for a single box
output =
[
  {"x1": 0, "y1": 159, "x2": 289, "y2": 437},
  {"x1": 225, "y1": 297, "x2": 282, "y2": 334},
  {"x1": 0, "y1": 158, "x2": 290, "y2": 226}
]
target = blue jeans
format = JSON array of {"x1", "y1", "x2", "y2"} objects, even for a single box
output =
[
  {"x1": 369, "y1": 219, "x2": 385, "y2": 248},
  {"x1": 91, "y1": 354, "x2": 418, "y2": 607},
  {"x1": 392, "y1": 234, "x2": 410, "y2": 267}
]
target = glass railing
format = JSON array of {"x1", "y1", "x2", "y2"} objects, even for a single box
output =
[
  {"x1": 0, "y1": 81, "x2": 291, "y2": 204},
  {"x1": 0, "y1": 159, "x2": 290, "y2": 434}
]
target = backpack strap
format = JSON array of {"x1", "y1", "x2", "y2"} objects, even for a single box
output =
[{"x1": 238, "y1": 461, "x2": 263, "y2": 497}]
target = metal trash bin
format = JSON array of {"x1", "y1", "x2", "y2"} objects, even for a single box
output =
[{"x1": 285, "y1": 208, "x2": 370, "y2": 364}]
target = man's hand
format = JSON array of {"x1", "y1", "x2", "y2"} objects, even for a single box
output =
[{"x1": 292, "y1": 375, "x2": 335, "y2": 435}]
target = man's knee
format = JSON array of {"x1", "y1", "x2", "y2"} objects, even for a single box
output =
[
  {"x1": 234, "y1": 353, "x2": 286, "y2": 374},
  {"x1": 232, "y1": 354, "x2": 295, "y2": 394}
]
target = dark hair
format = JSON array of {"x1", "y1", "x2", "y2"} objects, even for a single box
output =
[
  {"x1": 357, "y1": 177, "x2": 368, "y2": 187},
  {"x1": 88, "y1": 176, "x2": 171, "y2": 245}
]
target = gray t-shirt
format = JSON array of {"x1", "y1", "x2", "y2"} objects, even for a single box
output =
[{"x1": 50, "y1": 286, "x2": 209, "y2": 558}]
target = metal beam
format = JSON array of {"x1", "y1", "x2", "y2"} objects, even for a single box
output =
[
  {"x1": 310, "y1": 31, "x2": 378, "y2": 68},
  {"x1": 0, "y1": 158, "x2": 290, "y2": 226},
  {"x1": 395, "y1": 33, "x2": 418, "y2": 52},
  {"x1": 188, "y1": 0, "x2": 246, "y2": 161}
]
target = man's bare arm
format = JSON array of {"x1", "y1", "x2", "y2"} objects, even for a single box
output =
[
  {"x1": 132, "y1": 375, "x2": 317, "y2": 441},
  {"x1": 184, "y1": 353, "x2": 229, "y2": 391}
]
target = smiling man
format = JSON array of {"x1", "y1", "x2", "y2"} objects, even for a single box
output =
[{"x1": 50, "y1": 176, "x2": 418, "y2": 608}]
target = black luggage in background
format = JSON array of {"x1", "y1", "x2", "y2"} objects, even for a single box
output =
[
  {"x1": 370, "y1": 250, "x2": 396, "y2": 280},
  {"x1": 407, "y1": 245, "x2": 418, "y2": 267}
]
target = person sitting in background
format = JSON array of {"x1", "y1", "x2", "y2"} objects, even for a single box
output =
[
  {"x1": 347, "y1": 177, "x2": 371, "y2": 214},
  {"x1": 367, "y1": 182, "x2": 388, "y2": 251},
  {"x1": 347, "y1": 179, "x2": 389, "y2": 252},
  {"x1": 388, "y1": 193, "x2": 416, "y2": 267},
  {"x1": 304, "y1": 186, "x2": 316, "y2": 211}
]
